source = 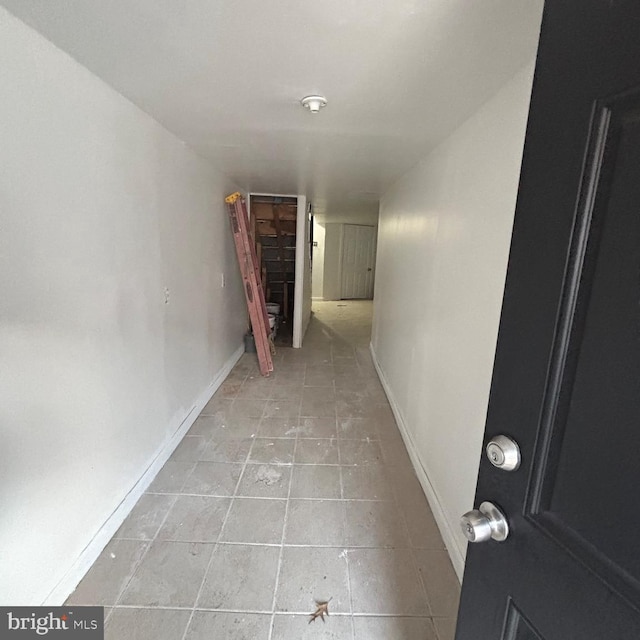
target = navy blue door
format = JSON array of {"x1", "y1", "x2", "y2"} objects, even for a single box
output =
[{"x1": 457, "y1": 2, "x2": 640, "y2": 638}]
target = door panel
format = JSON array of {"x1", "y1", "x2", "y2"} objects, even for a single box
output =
[
  {"x1": 543, "y1": 94, "x2": 640, "y2": 580},
  {"x1": 528, "y1": 91, "x2": 640, "y2": 605},
  {"x1": 504, "y1": 603, "x2": 543, "y2": 640},
  {"x1": 457, "y1": 2, "x2": 640, "y2": 638},
  {"x1": 341, "y1": 225, "x2": 376, "y2": 299}
]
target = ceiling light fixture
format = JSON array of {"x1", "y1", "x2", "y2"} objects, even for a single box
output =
[{"x1": 300, "y1": 95, "x2": 327, "y2": 114}]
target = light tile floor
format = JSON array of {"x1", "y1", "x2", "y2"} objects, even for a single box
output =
[{"x1": 67, "y1": 301, "x2": 460, "y2": 639}]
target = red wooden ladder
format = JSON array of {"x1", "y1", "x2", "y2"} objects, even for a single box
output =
[{"x1": 225, "y1": 192, "x2": 274, "y2": 376}]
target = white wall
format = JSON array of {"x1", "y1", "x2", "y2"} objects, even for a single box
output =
[
  {"x1": 322, "y1": 224, "x2": 344, "y2": 301},
  {"x1": 0, "y1": 9, "x2": 245, "y2": 605},
  {"x1": 293, "y1": 195, "x2": 312, "y2": 346},
  {"x1": 311, "y1": 220, "x2": 326, "y2": 300},
  {"x1": 371, "y1": 61, "x2": 536, "y2": 578},
  {"x1": 317, "y1": 211, "x2": 379, "y2": 226},
  {"x1": 301, "y1": 205, "x2": 313, "y2": 339}
]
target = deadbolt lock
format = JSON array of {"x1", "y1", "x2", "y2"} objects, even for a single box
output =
[{"x1": 486, "y1": 435, "x2": 521, "y2": 471}]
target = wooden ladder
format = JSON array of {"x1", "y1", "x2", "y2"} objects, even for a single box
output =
[{"x1": 225, "y1": 192, "x2": 274, "y2": 376}]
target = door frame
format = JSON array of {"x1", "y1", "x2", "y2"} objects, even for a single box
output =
[
  {"x1": 340, "y1": 223, "x2": 377, "y2": 299},
  {"x1": 248, "y1": 192, "x2": 309, "y2": 348}
]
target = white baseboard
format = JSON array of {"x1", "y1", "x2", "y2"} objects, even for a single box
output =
[
  {"x1": 311, "y1": 296, "x2": 324, "y2": 301},
  {"x1": 369, "y1": 343, "x2": 465, "y2": 583},
  {"x1": 42, "y1": 343, "x2": 244, "y2": 606}
]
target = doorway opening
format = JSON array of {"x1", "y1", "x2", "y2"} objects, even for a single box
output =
[
  {"x1": 249, "y1": 194, "x2": 298, "y2": 346},
  {"x1": 311, "y1": 220, "x2": 378, "y2": 303}
]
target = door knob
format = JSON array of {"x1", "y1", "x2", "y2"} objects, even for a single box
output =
[
  {"x1": 486, "y1": 435, "x2": 521, "y2": 471},
  {"x1": 460, "y1": 501, "x2": 509, "y2": 543}
]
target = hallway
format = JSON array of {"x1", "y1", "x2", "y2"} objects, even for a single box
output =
[{"x1": 67, "y1": 301, "x2": 460, "y2": 639}]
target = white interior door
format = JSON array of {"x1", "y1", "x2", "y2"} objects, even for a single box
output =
[{"x1": 341, "y1": 224, "x2": 376, "y2": 299}]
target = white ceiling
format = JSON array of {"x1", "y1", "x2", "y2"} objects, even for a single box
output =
[{"x1": 1, "y1": 0, "x2": 543, "y2": 220}]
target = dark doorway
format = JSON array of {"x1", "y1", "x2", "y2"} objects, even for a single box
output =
[{"x1": 249, "y1": 195, "x2": 297, "y2": 346}]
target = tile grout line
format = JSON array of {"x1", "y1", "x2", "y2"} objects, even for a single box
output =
[
  {"x1": 331, "y1": 342, "x2": 353, "y2": 635},
  {"x1": 390, "y1": 470, "x2": 435, "y2": 620},
  {"x1": 105, "y1": 391, "x2": 236, "y2": 623},
  {"x1": 107, "y1": 490, "x2": 181, "y2": 622},
  {"x1": 110, "y1": 538, "x2": 437, "y2": 550},
  {"x1": 339, "y1": 437, "x2": 357, "y2": 640},
  {"x1": 169, "y1": 433, "x2": 393, "y2": 444},
  {"x1": 178, "y1": 398, "x2": 265, "y2": 640},
  {"x1": 333, "y1": 390, "x2": 356, "y2": 638},
  {"x1": 266, "y1": 363, "x2": 303, "y2": 640},
  {"x1": 105, "y1": 602, "x2": 438, "y2": 617}
]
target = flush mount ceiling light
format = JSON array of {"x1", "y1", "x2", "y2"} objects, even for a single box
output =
[{"x1": 300, "y1": 95, "x2": 327, "y2": 114}]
